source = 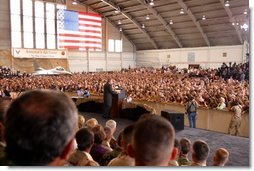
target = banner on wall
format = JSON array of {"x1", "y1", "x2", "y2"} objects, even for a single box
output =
[{"x1": 12, "y1": 48, "x2": 67, "y2": 59}]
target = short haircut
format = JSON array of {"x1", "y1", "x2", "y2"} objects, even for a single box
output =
[
  {"x1": 122, "y1": 124, "x2": 135, "y2": 149},
  {"x1": 76, "y1": 128, "x2": 94, "y2": 151},
  {"x1": 105, "y1": 119, "x2": 117, "y2": 132},
  {"x1": 104, "y1": 126, "x2": 112, "y2": 140},
  {"x1": 5, "y1": 90, "x2": 78, "y2": 165},
  {"x1": 85, "y1": 118, "x2": 98, "y2": 129},
  {"x1": 214, "y1": 148, "x2": 229, "y2": 165},
  {"x1": 133, "y1": 115, "x2": 175, "y2": 165},
  {"x1": 192, "y1": 140, "x2": 210, "y2": 162},
  {"x1": 180, "y1": 138, "x2": 191, "y2": 155},
  {"x1": 92, "y1": 124, "x2": 106, "y2": 144},
  {"x1": 78, "y1": 115, "x2": 85, "y2": 129}
]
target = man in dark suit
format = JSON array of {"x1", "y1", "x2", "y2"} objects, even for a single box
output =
[{"x1": 103, "y1": 79, "x2": 118, "y2": 119}]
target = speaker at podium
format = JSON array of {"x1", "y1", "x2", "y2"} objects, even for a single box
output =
[{"x1": 161, "y1": 110, "x2": 184, "y2": 131}]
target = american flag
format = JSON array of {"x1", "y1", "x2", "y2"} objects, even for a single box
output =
[{"x1": 57, "y1": 9, "x2": 102, "y2": 51}]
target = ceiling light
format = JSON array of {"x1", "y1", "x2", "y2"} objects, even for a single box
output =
[
  {"x1": 169, "y1": 20, "x2": 173, "y2": 25},
  {"x1": 149, "y1": 0, "x2": 154, "y2": 6},
  {"x1": 115, "y1": 7, "x2": 121, "y2": 14},
  {"x1": 180, "y1": 8, "x2": 184, "y2": 14},
  {"x1": 244, "y1": 9, "x2": 247, "y2": 15},
  {"x1": 224, "y1": 0, "x2": 230, "y2": 7},
  {"x1": 118, "y1": 20, "x2": 122, "y2": 25},
  {"x1": 232, "y1": 22, "x2": 235, "y2": 26},
  {"x1": 236, "y1": 22, "x2": 239, "y2": 26},
  {"x1": 72, "y1": 0, "x2": 77, "y2": 5},
  {"x1": 241, "y1": 23, "x2": 248, "y2": 31},
  {"x1": 146, "y1": 15, "x2": 150, "y2": 20},
  {"x1": 119, "y1": 28, "x2": 122, "y2": 32},
  {"x1": 141, "y1": 24, "x2": 145, "y2": 29},
  {"x1": 202, "y1": 15, "x2": 206, "y2": 20}
]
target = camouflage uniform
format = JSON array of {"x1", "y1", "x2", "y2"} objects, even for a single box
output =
[
  {"x1": 178, "y1": 155, "x2": 191, "y2": 166},
  {"x1": 67, "y1": 150, "x2": 99, "y2": 166},
  {"x1": 228, "y1": 105, "x2": 242, "y2": 136}
]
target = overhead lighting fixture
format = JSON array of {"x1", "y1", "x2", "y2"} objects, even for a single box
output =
[
  {"x1": 180, "y1": 8, "x2": 184, "y2": 14},
  {"x1": 115, "y1": 7, "x2": 121, "y2": 14},
  {"x1": 236, "y1": 22, "x2": 239, "y2": 26},
  {"x1": 169, "y1": 20, "x2": 173, "y2": 25},
  {"x1": 118, "y1": 20, "x2": 122, "y2": 25},
  {"x1": 244, "y1": 9, "x2": 247, "y2": 15},
  {"x1": 149, "y1": 0, "x2": 154, "y2": 6},
  {"x1": 202, "y1": 15, "x2": 206, "y2": 20},
  {"x1": 241, "y1": 23, "x2": 248, "y2": 31},
  {"x1": 224, "y1": 0, "x2": 230, "y2": 7},
  {"x1": 146, "y1": 15, "x2": 150, "y2": 20},
  {"x1": 119, "y1": 28, "x2": 122, "y2": 32},
  {"x1": 72, "y1": 0, "x2": 77, "y2": 5},
  {"x1": 232, "y1": 22, "x2": 235, "y2": 26},
  {"x1": 141, "y1": 23, "x2": 145, "y2": 29}
]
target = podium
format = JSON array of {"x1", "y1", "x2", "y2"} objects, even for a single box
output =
[{"x1": 110, "y1": 89, "x2": 126, "y2": 118}]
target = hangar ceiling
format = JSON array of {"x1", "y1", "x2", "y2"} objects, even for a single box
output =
[{"x1": 77, "y1": 0, "x2": 249, "y2": 50}]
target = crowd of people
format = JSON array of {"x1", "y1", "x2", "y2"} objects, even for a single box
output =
[
  {"x1": 0, "y1": 62, "x2": 249, "y2": 114},
  {"x1": 0, "y1": 91, "x2": 230, "y2": 166}
]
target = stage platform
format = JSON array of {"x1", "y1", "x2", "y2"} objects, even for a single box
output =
[{"x1": 80, "y1": 112, "x2": 249, "y2": 166}]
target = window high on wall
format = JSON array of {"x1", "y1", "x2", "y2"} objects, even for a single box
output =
[
  {"x1": 108, "y1": 39, "x2": 122, "y2": 52},
  {"x1": 10, "y1": 0, "x2": 65, "y2": 49}
]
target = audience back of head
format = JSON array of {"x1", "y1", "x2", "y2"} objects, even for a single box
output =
[
  {"x1": 213, "y1": 148, "x2": 229, "y2": 166},
  {"x1": 4, "y1": 90, "x2": 78, "y2": 166},
  {"x1": 191, "y1": 140, "x2": 210, "y2": 166},
  {"x1": 129, "y1": 115, "x2": 175, "y2": 166}
]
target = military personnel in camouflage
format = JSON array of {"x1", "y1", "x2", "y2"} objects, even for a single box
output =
[
  {"x1": 178, "y1": 138, "x2": 192, "y2": 166},
  {"x1": 67, "y1": 128, "x2": 99, "y2": 166},
  {"x1": 228, "y1": 101, "x2": 243, "y2": 136}
]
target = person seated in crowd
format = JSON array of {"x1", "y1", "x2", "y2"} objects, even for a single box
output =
[
  {"x1": 216, "y1": 97, "x2": 226, "y2": 110},
  {"x1": 178, "y1": 138, "x2": 192, "y2": 166},
  {"x1": 77, "y1": 87, "x2": 84, "y2": 97},
  {"x1": 213, "y1": 148, "x2": 229, "y2": 166},
  {"x1": 168, "y1": 139, "x2": 180, "y2": 166},
  {"x1": 85, "y1": 118, "x2": 98, "y2": 129},
  {"x1": 101, "y1": 131, "x2": 123, "y2": 166},
  {"x1": 191, "y1": 140, "x2": 210, "y2": 166},
  {"x1": 105, "y1": 119, "x2": 117, "y2": 149},
  {"x1": 83, "y1": 88, "x2": 90, "y2": 98},
  {"x1": 2, "y1": 90, "x2": 78, "y2": 166},
  {"x1": 90, "y1": 124, "x2": 112, "y2": 165},
  {"x1": 102, "y1": 126, "x2": 113, "y2": 151},
  {"x1": 78, "y1": 114, "x2": 85, "y2": 129},
  {"x1": 128, "y1": 115, "x2": 176, "y2": 166},
  {"x1": 67, "y1": 128, "x2": 99, "y2": 166},
  {"x1": 108, "y1": 124, "x2": 135, "y2": 166}
]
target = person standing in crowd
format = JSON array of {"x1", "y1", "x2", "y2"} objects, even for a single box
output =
[
  {"x1": 191, "y1": 140, "x2": 210, "y2": 166},
  {"x1": 228, "y1": 100, "x2": 243, "y2": 136},
  {"x1": 185, "y1": 95, "x2": 198, "y2": 128},
  {"x1": 67, "y1": 128, "x2": 99, "y2": 166},
  {"x1": 108, "y1": 124, "x2": 135, "y2": 166},
  {"x1": 216, "y1": 97, "x2": 226, "y2": 110},
  {"x1": 178, "y1": 138, "x2": 192, "y2": 166},
  {"x1": 2, "y1": 90, "x2": 78, "y2": 166},
  {"x1": 128, "y1": 115, "x2": 176, "y2": 166},
  {"x1": 103, "y1": 79, "x2": 118, "y2": 119},
  {"x1": 213, "y1": 148, "x2": 229, "y2": 166}
]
